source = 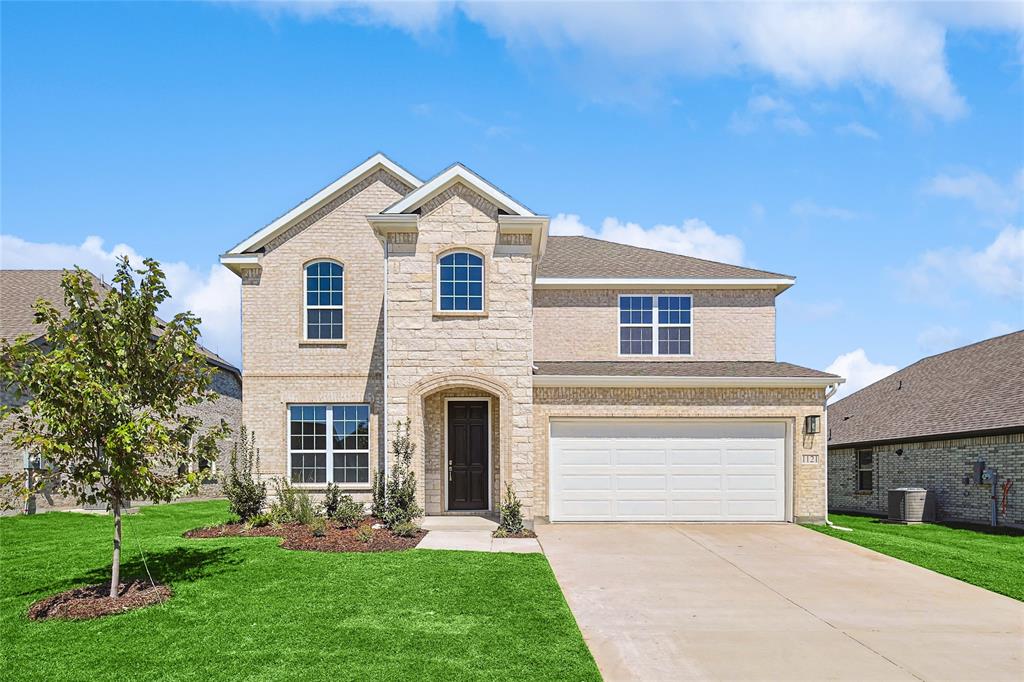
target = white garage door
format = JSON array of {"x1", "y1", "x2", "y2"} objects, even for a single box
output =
[{"x1": 549, "y1": 420, "x2": 787, "y2": 522}]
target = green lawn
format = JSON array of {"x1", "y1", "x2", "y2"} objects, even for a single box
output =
[
  {"x1": 808, "y1": 513, "x2": 1024, "y2": 601},
  {"x1": 0, "y1": 501, "x2": 599, "y2": 681}
]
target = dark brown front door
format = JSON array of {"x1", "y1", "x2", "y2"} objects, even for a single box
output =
[{"x1": 447, "y1": 401, "x2": 488, "y2": 510}]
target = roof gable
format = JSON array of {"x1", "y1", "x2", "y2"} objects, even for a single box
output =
[
  {"x1": 829, "y1": 331, "x2": 1024, "y2": 447},
  {"x1": 225, "y1": 153, "x2": 421, "y2": 255},
  {"x1": 381, "y1": 163, "x2": 535, "y2": 217},
  {"x1": 537, "y1": 236, "x2": 793, "y2": 282}
]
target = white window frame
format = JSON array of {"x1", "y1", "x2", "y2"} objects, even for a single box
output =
[
  {"x1": 436, "y1": 250, "x2": 485, "y2": 313},
  {"x1": 617, "y1": 294, "x2": 694, "y2": 357},
  {"x1": 856, "y1": 449, "x2": 873, "y2": 492},
  {"x1": 288, "y1": 404, "x2": 371, "y2": 488},
  {"x1": 303, "y1": 260, "x2": 344, "y2": 341}
]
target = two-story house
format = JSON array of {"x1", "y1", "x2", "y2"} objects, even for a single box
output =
[{"x1": 220, "y1": 154, "x2": 842, "y2": 524}]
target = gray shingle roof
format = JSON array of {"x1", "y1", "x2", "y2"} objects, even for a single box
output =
[
  {"x1": 534, "y1": 361, "x2": 838, "y2": 379},
  {"x1": 828, "y1": 331, "x2": 1024, "y2": 447},
  {"x1": 0, "y1": 270, "x2": 239, "y2": 375},
  {"x1": 538, "y1": 236, "x2": 793, "y2": 280}
]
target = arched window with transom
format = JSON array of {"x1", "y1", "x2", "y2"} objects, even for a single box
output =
[
  {"x1": 304, "y1": 260, "x2": 343, "y2": 339},
  {"x1": 437, "y1": 251, "x2": 483, "y2": 312}
]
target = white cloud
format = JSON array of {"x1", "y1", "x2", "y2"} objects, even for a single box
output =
[
  {"x1": 790, "y1": 200, "x2": 858, "y2": 221},
  {"x1": 925, "y1": 168, "x2": 1023, "y2": 217},
  {"x1": 826, "y1": 349, "x2": 898, "y2": 401},
  {"x1": 916, "y1": 325, "x2": 963, "y2": 354},
  {"x1": 835, "y1": 121, "x2": 880, "y2": 140},
  {"x1": 550, "y1": 213, "x2": 745, "y2": 265},
  {"x1": 729, "y1": 95, "x2": 811, "y2": 135},
  {"x1": 902, "y1": 226, "x2": 1024, "y2": 302},
  {"x1": 241, "y1": 2, "x2": 1024, "y2": 118},
  {"x1": 0, "y1": 234, "x2": 240, "y2": 365}
]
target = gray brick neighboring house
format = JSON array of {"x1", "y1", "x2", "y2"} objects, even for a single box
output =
[
  {"x1": 828, "y1": 331, "x2": 1024, "y2": 527},
  {"x1": 0, "y1": 269, "x2": 242, "y2": 511},
  {"x1": 220, "y1": 153, "x2": 843, "y2": 525}
]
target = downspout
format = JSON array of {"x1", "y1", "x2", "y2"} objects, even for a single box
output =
[
  {"x1": 381, "y1": 236, "x2": 390, "y2": 486},
  {"x1": 823, "y1": 382, "x2": 852, "y2": 531}
]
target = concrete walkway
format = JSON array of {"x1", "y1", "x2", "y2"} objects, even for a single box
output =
[
  {"x1": 416, "y1": 516, "x2": 542, "y2": 553},
  {"x1": 536, "y1": 523, "x2": 1024, "y2": 681}
]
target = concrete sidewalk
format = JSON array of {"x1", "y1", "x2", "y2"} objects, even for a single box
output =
[
  {"x1": 537, "y1": 523, "x2": 1024, "y2": 681},
  {"x1": 416, "y1": 516, "x2": 542, "y2": 553}
]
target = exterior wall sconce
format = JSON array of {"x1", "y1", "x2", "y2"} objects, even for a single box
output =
[{"x1": 805, "y1": 415, "x2": 821, "y2": 434}]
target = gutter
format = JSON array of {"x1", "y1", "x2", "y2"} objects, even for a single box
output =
[{"x1": 533, "y1": 375, "x2": 844, "y2": 389}]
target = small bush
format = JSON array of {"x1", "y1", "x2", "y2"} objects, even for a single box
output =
[
  {"x1": 492, "y1": 527, "x2": 509, "y2": 539},
  {"x1": 332, "y1": 495, "x2": 365, "y2": 529},
  {"x1": 356, "y1": 525, "x2": 374, "y2": 544},
  {"x1": 320, "y1": 482, "x2": 343, "y2": 518},
  {"x1": 371, "y1": 467, "x2": 386, "y2": 519},
  {"x1": 270, "y1": 479, "x2": 318, "y2": 525},
  {"x1": 224, "y1": 427, "x2": 266, "y2": 522},
  {"x1": 391, "y1": 521, "x2": 420, "y2": 538},
  {"x1": 310, "y1": 516, "x2": 327, "y2": 538},
  {"x1": 498, "y1": 483, "x2": 524, "y2": 535},
  {"x1": 382, "y1": 419, "x2": 423, "y2": 529},
  {"x1": 246, "y1": 512, "x2": 274, "y2": 529}
]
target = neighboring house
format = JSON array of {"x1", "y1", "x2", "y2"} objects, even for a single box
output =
[
  {"x1": 0, "y1": 269, "x2": 242, "y2": 510},
  {"x1": 220, "y1": 153, "x2": 841, "y2": 524},
  {"x1": 828, "y1": 331, "x2": 1023, "y2": 526}
]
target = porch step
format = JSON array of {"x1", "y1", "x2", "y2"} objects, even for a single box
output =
[{"x1": 420, "y1": 516, "x2": 498, "y2": 532}]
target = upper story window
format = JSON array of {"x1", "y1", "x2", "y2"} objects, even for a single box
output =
[
  {"x1": 619, "y1": 295, "x2": 692, "y2": 356},
  {"x1": 438, "y1": 251, "x2": 483, "y2": 312},
  {"x1": 305, "y1": 260, "x2": 343, "y2": 340}
]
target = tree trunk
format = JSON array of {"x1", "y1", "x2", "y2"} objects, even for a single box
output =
[{"x1": 110, "y1": 497, "x2": 122, "y2": 598}]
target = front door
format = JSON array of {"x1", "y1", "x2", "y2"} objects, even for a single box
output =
[{"x1": 447, "y1": 401, "x2": 489, "y2": 510}]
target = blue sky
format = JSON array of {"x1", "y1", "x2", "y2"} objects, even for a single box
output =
[{"x1": 2, "y1": 1, "x2": 1022, "y2": 397}]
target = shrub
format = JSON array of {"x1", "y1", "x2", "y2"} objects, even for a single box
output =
[
  {"x1": 391, "y1": 521, "x2": 420, "y2": 538},
  {"x1": 321, "y1": 482, "x2": 344, "y2": 518},
  {"x1": 371, "y1": 467, "x2": 386, "y2": 519},
  {"x1": 332, "y1": 494, "x2": 365, "y2": 529},
  {"x1": 246, "y1": 512, "x2": 274, "y2": 529},
  {"x1": 356, "y1": 525, "x2": 374, "y2": 544},
  {"x1": 310, "y1": 516, "x2": 327, "y2": 538},
  {"x1": 270, "y1": 478, "x2": 318, "y2": 525},
  {"x1": 382, "y1": 419, "x2": 423, "y2": 529},
  {"x1": 224, "y1": 427, "x2": 266, "y2": 522},
  {"x1": 497, "y1": 483, "x2": 524, "y2": 535}
]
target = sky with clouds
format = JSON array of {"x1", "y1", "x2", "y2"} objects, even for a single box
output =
[{"x1": 1, "y1": 1, "x2": 1022, "y2": 399}]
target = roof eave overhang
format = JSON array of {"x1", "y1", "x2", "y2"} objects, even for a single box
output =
[
  {"x1": 829, "y1": 425, "x2": 1024, "y2": 450},
  {"x1": 533, "y1": 277, "x2": 796, "y2": 292},
  {"x1": 219, "y1": 252, "x2": 262, "y2": 276},
  {"x1": 533, "y1": 375, "x2": 844, "y2": 388},
  {"x1": 366, "y1": 214, "x2": 419, "y2": 236},
  {"x1": 223, "y1": 153, "x2": 422, "y2": 255},
  {"x1": 382, "y1": 164, "x2": 535, "y2": 217}
]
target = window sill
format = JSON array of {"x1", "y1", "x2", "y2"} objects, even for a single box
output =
[
  {"x1": 855, "y1": 490, "x2": 873, "y2": 495},
  {"x1": 433, "y1": 311, "x2": 488, "y2": 318},
  {"x1": 299, "y1": 340, "x2": 347, "y2": 348},
  {"x1": 290, "y1": 482, "x2": 372, "y2": 490}
]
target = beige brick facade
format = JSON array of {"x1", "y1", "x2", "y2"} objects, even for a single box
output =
[
  {"x1": 534, "y1": 288, "x2": 776, "y2": 362},
  {"x1": 532, "y1": 386, "x2": 827, "y2": 522}
]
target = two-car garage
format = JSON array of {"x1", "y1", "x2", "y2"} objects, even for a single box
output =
[{"x1": 548, "y1": 420, "x2": 788, "y2": 522}]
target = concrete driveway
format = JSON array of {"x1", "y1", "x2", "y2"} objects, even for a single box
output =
[{"x1": 536, "y1": 523, "x2": 1024, "y2": 681}]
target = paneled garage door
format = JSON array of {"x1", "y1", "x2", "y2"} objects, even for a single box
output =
[{"x1": 549, "y1": 420, "x2": 787, "y2": 522}]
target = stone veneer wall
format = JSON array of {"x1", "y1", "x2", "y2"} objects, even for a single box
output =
[
  {"x1": 532, "y1": 385, "x2": 827, "y2": 522},
  {"x1": 423, "y1": 388, "x2": 501, "y2": 514},
  {"x1": 240, "y1": 174, "x2": 409, "y2": 498},
  {"x1": 1, "y1": 367, "x2": 241, "y2": 511},
  {"x1": 386, "y1": 184, "x2": 535, "y2": 517},
  {"x1": 829, "y1": 432, "x2": 1024, "y2": 526},
  {"x1": 533, "y1": 288, "x2": 776, "y2": 362}
]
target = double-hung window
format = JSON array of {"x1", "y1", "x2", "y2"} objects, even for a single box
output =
[
  {"x1": 856, "y1": 450, "x2": 873, "y2": 492},
  {"x1": 438, "y1": 251, "x2": 483, "y2": 312},
  {"x1": 288, "y1": 404, "x2": 370, "y2": 484},
  {"x1": 305, "y1": 261, "x2": 343, "y2": 339},
  {"x1": 619, "y1": 295, "x2": 692, "y2": 356}
]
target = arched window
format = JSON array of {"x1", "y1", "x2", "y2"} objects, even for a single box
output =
[
  {"x1": 305, "y1": 260, "x2": 343, "y2": 339},
  {"x1": 438, "y1": 251, "x2": 483, "y2": 312}
]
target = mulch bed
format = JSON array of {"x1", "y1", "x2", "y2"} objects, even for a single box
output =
[
  {"x1": 493, "y1": 529, "x2": 537, "y2": 539},
  {"x1": 28, "y1": 580, "x2": 172, "y2": 621},
  {"x1": 184, "y1": 520, "x2": 426, "y2": 553}
]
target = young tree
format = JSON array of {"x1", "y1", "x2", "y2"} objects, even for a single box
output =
[{"x1": 0, "y1": 258, "x2": 228, "y2": 597}]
